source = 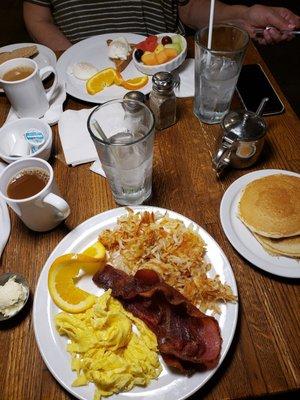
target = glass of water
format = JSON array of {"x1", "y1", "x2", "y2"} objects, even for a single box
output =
[
  {"x1": 194, "y1": 25, "x2": 249, "y2": 124},
  {"x1": 88, "y1": 99, "x2": 155, "y2": 205}
]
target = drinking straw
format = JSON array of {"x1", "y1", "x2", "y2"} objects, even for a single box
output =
[
  {"x1": 91, "y1": 118, "x2": 110, "y2": 143},
  {"x1": 207, "y1": 0, "x2": 215, "y2": 49}
]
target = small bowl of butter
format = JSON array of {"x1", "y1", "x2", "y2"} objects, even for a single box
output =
[{"x1": 0, "y1": 273, "x2": 30, "y2": 321}]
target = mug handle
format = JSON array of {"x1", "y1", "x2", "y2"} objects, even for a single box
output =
[
  {"x1": 42, "y1": 193, "x2": 70, "y2": 220},
  {"x1": 39, "y1": 66, "x2": 58, "y2": 102}
]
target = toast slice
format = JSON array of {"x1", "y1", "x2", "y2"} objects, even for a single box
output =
[
  {"x1": 0, "y1": 45, "x2": 38, "y2": 65},
  {"x1": 107, "y1": 39, "x2": 135, "y2": 73}
]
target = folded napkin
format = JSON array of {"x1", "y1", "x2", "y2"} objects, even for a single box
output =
[
  {"x1": 4, "y1": 80, "x2": 66, "y2": 126},
  {"x1": 58, "y1": 108, "x2": 97, "y2": 166},
  {"x1": 58, "y1": 107, "x2": 106, "y2": 176},
  {"x1": 174, "y1": 58, "x2": 195, "y2": 98}
]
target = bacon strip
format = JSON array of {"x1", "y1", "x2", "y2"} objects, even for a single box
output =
[{"x1": 93, "y1": 265, "x2": 222, "y2": 373}]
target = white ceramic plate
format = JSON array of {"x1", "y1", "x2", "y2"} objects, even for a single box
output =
[
  {"x1": 33, "y1": 206, "x2": 238, "y2": 400},
  {"x1": 0, "y1": 163, "x2": 10, "y2": 258},
  {"x1": 220, "y1": 169, "x2": 300, "y2": 279},
  {"x1": 56, "y1": 33, "x2": 152, "y2": 103},
  {"x1": 0, "y1": 43, "x2": 57, "y2": 91}
]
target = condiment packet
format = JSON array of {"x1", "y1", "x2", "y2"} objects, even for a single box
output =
[{"x1": 25, "y1": 130, "x2": 45, "y2": 154}]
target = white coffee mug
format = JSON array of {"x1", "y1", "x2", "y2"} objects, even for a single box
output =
[
  {"x1": 0, "y1": 158, "x2": 70, "y2": 232},
  {"x1": 0, "y1": 58, "x2": 58, "y2": 118}
]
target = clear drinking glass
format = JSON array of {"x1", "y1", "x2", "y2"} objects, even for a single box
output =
[
  {"x1": 88, "y1": 99, "x2": 155, "y2": 206},
  {"x1": 194, "y1": 25, "x2": 249, "y2": 124}
]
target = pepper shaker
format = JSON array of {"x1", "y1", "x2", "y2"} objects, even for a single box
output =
[{"x1": 149, "y1": 72, "x2": 176, "y2": 130}]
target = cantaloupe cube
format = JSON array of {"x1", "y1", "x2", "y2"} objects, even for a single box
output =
[
  {"x1": 156, "y1": 50, "x2": 169, "y2": 64},
  {"x1": 164, "y1": 47, "x2": 178, "y2": 61},
  {"x1": 141, "y1": 52, "x2": 158, "y2": 66}
]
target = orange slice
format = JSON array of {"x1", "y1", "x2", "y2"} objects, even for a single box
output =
[
  {"x1": 121, "y1": 76, "x2": 148, "y2": 90},
  {"x1": 48, "y1": 242, "x2": 106, "y2": 313},
  {"x1": 86, "y1": 68, "x2": 116, "y2": 95},
  {"x1": 82, "y1": 241, "x2": 106, "y2": 273},
  {"x1": 114, "y1": 70, "x2": 124, "y2": 86}
]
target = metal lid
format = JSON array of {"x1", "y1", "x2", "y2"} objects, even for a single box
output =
[
  {"x1": 222, "y1": 109, "x2": 267, "y2": 141},
  {"x1": 123, "y1": 91, "x2": 145, "y2": 113},
  {"x1": 123, "y1": 91, "x2": 145, "y2": 103},
  {"x1": 152, "y1": 71, "x2": 174, "y2": 91}
]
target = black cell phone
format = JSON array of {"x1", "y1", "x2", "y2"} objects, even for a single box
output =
[{"x1": 236, "y1": 63, "x2": 285, "y2": 116}]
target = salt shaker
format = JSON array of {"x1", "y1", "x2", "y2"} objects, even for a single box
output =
[
  {"x1": 149, "y1": 72, "x2": 176, "y2": 130},
  {"x1": 123, "y1": 90, "x2": 145, "y2": 105},
  {"x1": 123, "y1": 91, "x2": 146, "y2": 134}
]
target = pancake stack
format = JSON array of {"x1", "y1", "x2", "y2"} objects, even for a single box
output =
[{"x1": 238, "y1": 174, "x2": 300, "y2": 258}]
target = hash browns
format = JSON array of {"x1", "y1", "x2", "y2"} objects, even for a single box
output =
[{"x1": 99, "y1": 209, "x2": 236, "y2": 313}]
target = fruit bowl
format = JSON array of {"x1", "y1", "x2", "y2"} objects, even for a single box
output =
[{"x1": 133, "y1": 33, "x2": 187, "y2": 76}]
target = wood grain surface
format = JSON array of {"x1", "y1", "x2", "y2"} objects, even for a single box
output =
[{"x1": 0, "y1": 40, "x2": 299, "y2": 400}]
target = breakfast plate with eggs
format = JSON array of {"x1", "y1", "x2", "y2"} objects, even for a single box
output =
[
  {"x1": 33, "y1": 206, "x2": 238, "y2": 400},
  {"x1": 56, "y1": 33, "x2": 152, "y2": 103}
]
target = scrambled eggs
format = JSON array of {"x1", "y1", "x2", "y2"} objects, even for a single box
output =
[{"x1": 55, "y1": 290, "x2": 162, "y2": 399}]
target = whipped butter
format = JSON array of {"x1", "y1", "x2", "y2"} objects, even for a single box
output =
[
  {"x1": 0, "y1": 276, "x2": 28, "y2": 318},
  {"x1": 108, "y1": 37, "x2": 131, "y2": 60}
]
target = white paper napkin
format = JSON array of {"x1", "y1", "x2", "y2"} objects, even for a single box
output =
[
  {"x1": 90, "y1": 159, "x2": 106, "y2": 176},
  {"x1": 4, "y1": 80, "x2": 66, "y2": 126},
  {"x1": 58, "y1": 107, "x2": 106, "y2": 176},
  {"x1": 58, "y1": 108, "x2": 97, "y2": 166},
  {"x1": 174, "y1": 58, "x2": 195, "y2": 98}
]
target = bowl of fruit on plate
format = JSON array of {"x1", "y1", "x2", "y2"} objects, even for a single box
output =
[{"x1": 133, "y1": 33, "x2": 187, "y2": 75}]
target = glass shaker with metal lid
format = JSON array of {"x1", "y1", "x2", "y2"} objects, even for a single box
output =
[
  {"x1": 122, "y1": 91, "x2": 147, "y2": 136},
  {"x1": 149, "y1": 71, "x2": 176, "y2": 130},
  {"x1": 212, "y1": 98, "x2": 268, "y2": 171}
]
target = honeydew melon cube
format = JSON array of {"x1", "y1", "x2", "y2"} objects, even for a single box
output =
[{"x1": 172, "y1": 34, "x2": 182, "y2": 44}]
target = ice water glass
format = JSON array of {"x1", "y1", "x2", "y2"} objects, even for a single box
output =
[
  {"x1": 194, "y1": 25, "x2": 249, "y2": 124},
  {"x1": 88, "y1": 99, "x2": 155, "y2": 206}
]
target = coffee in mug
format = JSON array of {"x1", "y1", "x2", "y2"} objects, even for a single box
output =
[
  {"x1": 2, "y1": 67, "x2": 34, "y2": 82},
  {"x1": 0, "y1": 58, "x2": 58, "y2": 118},
  {"x1": 0, "y1": 158, "x2": 70, "y2": 232},
  {"x1": 7, "y1": 168, "x2": 50, "y2": 200}
]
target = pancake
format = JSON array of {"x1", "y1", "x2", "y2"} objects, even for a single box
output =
[
  {"x1": 238, "y1": 174, "x2": 300, "y2": 238},
  {"x1": 253, "y1": 233, "x2": 300, "y2": 258}
]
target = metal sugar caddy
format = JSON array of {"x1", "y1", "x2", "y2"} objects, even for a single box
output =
[{"x1": 212, "y1": 98, "x2": 268, "y2": 172}]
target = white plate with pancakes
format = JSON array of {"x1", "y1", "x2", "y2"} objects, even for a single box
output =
[
  {"x1": 56, "y1": 33, "x2": 152, "y2": 103},
  {"x1": 0, "y1": 43, "x2": 57, "y2": 92},
  {"x1": 220, "y1": 169, "x2": 300, "y2": 278},
  {"x1": 33, "y1": 206, "x2": 238, "y2": 400}
]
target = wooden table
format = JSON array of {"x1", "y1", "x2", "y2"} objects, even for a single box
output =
[{"x1": 0, "y1": 40, "x2": 299, "y2": 400}]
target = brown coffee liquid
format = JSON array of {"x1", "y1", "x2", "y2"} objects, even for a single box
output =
[
  {"x1": 2, "y1": 67, "x2": 34, "y2": 82},
  {"x1": 7, "y1": 168, "x2": 49, "y2": 200}
]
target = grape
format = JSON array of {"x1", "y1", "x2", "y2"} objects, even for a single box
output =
[
  {"x1": 161, "y1": 36, "x2": 172, "y2": 45},
  {"x1": 134, "y1": 49, "x2": 144, "y2": 62}
]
